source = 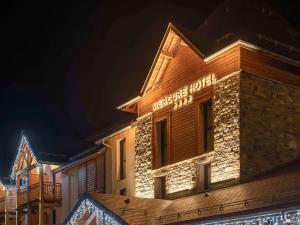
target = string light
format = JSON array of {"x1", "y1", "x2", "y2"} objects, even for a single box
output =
[
  {"x1": 198, "y1": 209, "x2": 300, "y2": 225},
  {"x1": 65, "y1": 198, "x2": 122, "y2": 225}
]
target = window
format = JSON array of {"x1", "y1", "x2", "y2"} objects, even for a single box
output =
[
  {"x1": 201, "y1": 100, "x2": 213, "y2": 152},
  {"x1": 196, "y1": 163, "x2": 211, "y2": 192},
  {"x1": 19, "y1": 175, "x2": 28, "y2": 190},
  {"x1": 119, "y1": 139, "x2": 126, "y2": 180},
  {"x1": 78, "y1": 155, "x2": 105, "y2": 196},
  {"x1": 154, "y1": 176, "x2": 166, "y2": 199},
  {"x1": 155, "y1": 119, "x2": 168, "y2": 167},
  {"x1": 52, "y1": 209, "x2": 56, "y2": 224},
  {"x1": 204, "y1": 164, "x2": 211, "y2": 190},
  {"x1": 120, "y1": 188, "x2": 126, "y2": 196}
]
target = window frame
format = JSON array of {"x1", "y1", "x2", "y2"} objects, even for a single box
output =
[
  {"x1": 196, "y1": 95, "x2": 214, "y2": 155},
  {"x1": 118, "y1": 138, "x2": 126, "y2": 180},
  {"x1": 152, "y1": 114, "x2": 170, "y2": 169}
]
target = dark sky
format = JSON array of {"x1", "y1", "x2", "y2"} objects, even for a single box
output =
[{"x1": 0, "y1": 0, "x2": 299, "y2": 176}]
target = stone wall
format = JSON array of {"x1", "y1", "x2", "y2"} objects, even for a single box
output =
[
  {"x1": 240, "y1": 72, "x2": 300, "y2": 181},
  {"x1": 152, "y1": 153, "x2": 214, "y2": 195},
  {"x1": 135, "y1": 115, "x2": 215, "y2": 197},
  {"x1": 135, "y1": 73, "x2": 242, "y2": 198},
  {"x1": 211, "y1": 72, "x2": 240, "y2": 183},
  {"x1": 135, "y1": 115, "x2": 154, "y2": 198}
]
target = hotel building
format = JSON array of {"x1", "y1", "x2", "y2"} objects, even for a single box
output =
[{"x1": 4, "y1": 0, "x2": 300, "y2": 224}]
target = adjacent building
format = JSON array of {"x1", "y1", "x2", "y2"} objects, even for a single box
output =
[
  {"x1": 64, "y1": 0, "x2": 300, "y2": 224},
  {"x1": 3, "y1": 0, "x2": 300, "y2": 224},
  {"x1": 0, "y1": 178, "x2": 16, "y2": 225},
  {"x1": 9, "y1": 132, "x2": 96, "y2": 225}
]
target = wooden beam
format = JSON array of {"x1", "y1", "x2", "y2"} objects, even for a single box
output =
[
  {"x1": 84, "y1": 213, "x2": 96, "y2": 225},
  {"x1": 38, "y1": 165, "x2": 44, "y2": 225},
  {"x1": 16, "y1": 163, "x2": 38, "y2": 176},
  {"x1": 161, "y1": 49, "x2": 173, "y2": 59}
]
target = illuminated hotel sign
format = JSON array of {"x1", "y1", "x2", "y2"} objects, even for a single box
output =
[{"x1": 152, "y1": 73, "x2": 216, "y2": 111}]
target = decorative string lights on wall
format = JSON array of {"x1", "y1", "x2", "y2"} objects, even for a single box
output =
[{"x1": 66, "y1": 198, "x2": 122, "y2": 225}]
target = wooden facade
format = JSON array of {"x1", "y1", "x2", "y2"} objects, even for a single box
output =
[
  {"x1": 10, "y1": 136, "x2": 62, "y2": 225},
  {"x1": 0, "y1": 183, "x2": 16, "y2": 225},
  {"x1": 120, "y1": 25, "x2": 300, "y2": 170},
  {"x1": 77, "y1": 155, "x2": 105, "y2": 196},
  {"x1": 54, "y1": 151, "x2": 105, "y2": 224}
]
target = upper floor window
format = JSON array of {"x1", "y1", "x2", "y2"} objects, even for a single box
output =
[
  {"x1": 155, "y1": 119, "x2": 168, "y2": 168},
  {"x1": 154, "y1": 176, "x2": 166, "y2": 199},
  {"x1": 204, "y1": 163, "x2": 211, "y2": 190},
  {"x1": 120, "y1": 188, "x2": 126, "y2": 196},
  {"x1": 201, "y1": 100, "x2": 213, "y2": 152},
  {"x1": 119, "y1": 139, "x2": 126, "y2": 180}
]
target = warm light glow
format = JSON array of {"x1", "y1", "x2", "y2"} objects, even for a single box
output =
[
  {"x1": 152, "y1": 73, "x2": 216, "y2": 111},
  {"x1": 50, "y1": 164, "x2": 59, "y2": 170},
  {"x1": 66, "y1": 198, "x2": 121, "y2": 225}
]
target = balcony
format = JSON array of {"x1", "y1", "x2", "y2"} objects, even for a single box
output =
[
  {"x1": 17, "y1": 182, "x2": 61, "y2": 207},
  {"x1": 0, "y1": 196, "x2": 15, "y2": 213},
  {"x1": 0, "y1": 197, "x2": 4, "y2": 213}
]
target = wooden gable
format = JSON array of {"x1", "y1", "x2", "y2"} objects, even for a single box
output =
[
  {"x1": 11, "y1": 135, "x2": 38, "y2": 178},
  {"x1": 118, "y1": 23, "x2": 205, "y2": 113}
]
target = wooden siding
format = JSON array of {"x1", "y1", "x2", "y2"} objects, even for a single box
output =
[
  {"x1": 139, "y1": 44, "x2": 240, "y2": 166},
  {"x1": 240, "y1": 47, "x2": 300, "y2": 87},
  {"x1": 87, "y1": 160, "x2": 96, "y2": 193},
  {"x1": 78, "y1": 164, "x2": 86, "y2": 195},
  {"x1": 138, "y1": 45, "x2": 240, "y2": 116},
  {"x1": 170, "y1": 104, "x2": 196, "y2": 163},
  {"x1": 77, "y1": 155, "x2": 105, "y2": 196}
]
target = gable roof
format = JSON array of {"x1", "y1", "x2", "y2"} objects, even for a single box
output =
[
  {"x1": 185, "y1": 0, "x2": 300, "y2": 59},
  {"x1": 10, "y1": 131, "x2": 97, "y2": 178},
  {"x1": 140, "y1": 23, "x2": 205, "y2": 97},
  {"x1": 118, "y1": 0, "x2": 300, "y2": 112}
]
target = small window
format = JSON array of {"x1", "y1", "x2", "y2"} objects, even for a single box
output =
[
  {"x1": 154, "y1": 177, "x2": 166, "y2": 199},
  {"x1": 52, "y1": 209, "x2": 56, "y2": 224},
  {"x1": 155, "y1": 120, "x2": 168, "y2": 167},
  {"x1": 119, "y1": 139, "x2": 126, "y2": 180},
  {"x1": 120, "y1": 188, "x2": 126, "y2": 196},
  {"x1": 201, "y1": 100, "x2": 213, "y2": 152},
  {"x1": 204, "y1": 164, "x2": 211, "y2": 190}
]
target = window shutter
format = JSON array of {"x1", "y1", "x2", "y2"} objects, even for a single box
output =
[
  {"x1": 87, "y1": 160, "x2": 96, "y2": 193},
  {"x1": 78, "y1": 164, "x2": 86, "y2": 195},
  {"x1": 96, "y1": 155, "x2": 105, "y2": 192}
]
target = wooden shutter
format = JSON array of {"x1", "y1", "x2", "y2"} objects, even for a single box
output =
[
  {"x1": 78, "y1": 164, "x2": 86, "y2": 195},
  {"x1": 87, "y1": 160, "x2": 96, "y2": 193},
  {"x1": 96, "y1": 155, "x2": 105, "y2": 192}
]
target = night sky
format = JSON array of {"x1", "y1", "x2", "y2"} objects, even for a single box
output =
[{"x1": 0, "y1": 0, "x2": 299, "y2": 176}]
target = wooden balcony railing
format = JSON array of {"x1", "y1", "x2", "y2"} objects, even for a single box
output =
[
  {"x1": 0, "y1": 197, "x2": 4, "y2": 213},
  {"x1": 18, "y1": 182, "x2": 61, "y2": 206},
  {"x1": 7, "y1": 197, "x2": 16, "y2": 211},
  {"x1": 0, "y1": 196, "x2": 16, "y2": 213}
]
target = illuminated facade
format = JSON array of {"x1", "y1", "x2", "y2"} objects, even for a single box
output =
[
  {"x1": 10, "y1": 135, "x2": 63, "y2": 225},
  {"x1": 3, "y1": 0, "x2": 300, "y2": 224},
  {"x1": 0, "y1": 179, "x2": 16, "y2": 225}
]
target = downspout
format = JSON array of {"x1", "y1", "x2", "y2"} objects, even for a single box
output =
[{"x1": 102, "y1": 138, "x2": 112, "y2": 194}]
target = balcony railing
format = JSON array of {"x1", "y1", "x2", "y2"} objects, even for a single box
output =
[
  {"x1": 0, "y1": 196, "x2": 15, "y2": 213},
  {"x1": 0, "y1": 197, "x2": 4, "y2": 213},
  {"x1": 17, "y1": 182, "x2": 61, "y2": 206}
]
